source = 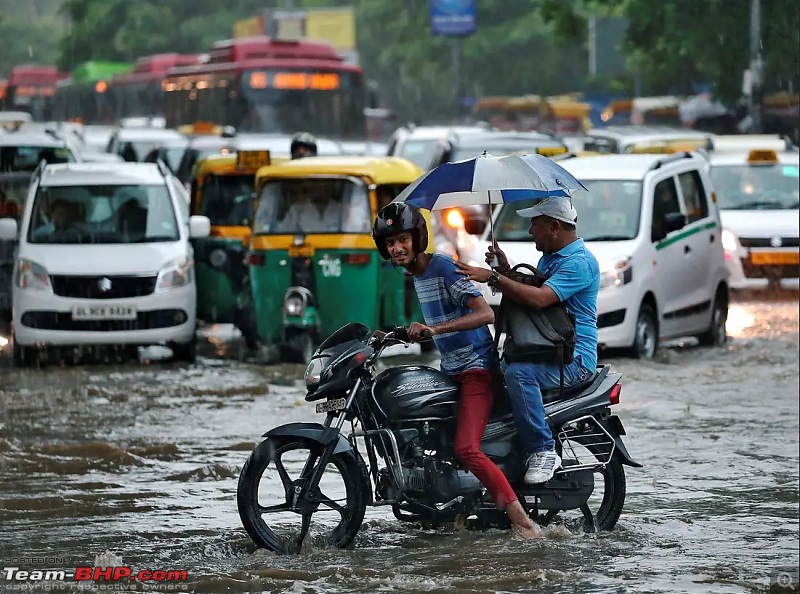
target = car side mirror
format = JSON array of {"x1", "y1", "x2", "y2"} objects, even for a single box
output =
[
  {"x1": 0, "y1": 218, "x2": 19, "y2": 241},
  {"x1": 189, "y1": 215, "x2": 211, "y2": 238},
  {"x1": 464, "y1": 218, "x2": 487, "y2": 235},
  {"x1": 664, "y1": 212, "x2": 687, "y2": 234}
]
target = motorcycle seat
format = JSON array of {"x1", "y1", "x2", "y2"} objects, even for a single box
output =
[{"x1": 541, "y1": 364, "x2": 610, "y2": 405}]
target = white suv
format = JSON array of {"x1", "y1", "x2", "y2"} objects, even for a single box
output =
[
  {"x1": 705, "y1": 137, "x2": 799, "y2": 291},
  {"x1": 0, "y1": 161, "x2": 210, "y2": 366},
  {"x1": 466, "y1": 152, "x2": 730, "y2": 358}
]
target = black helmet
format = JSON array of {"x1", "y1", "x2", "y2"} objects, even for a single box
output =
[
  {"x1": 290, "y1": 131, "x2": 318, "y2": 159},
  {"x1": 372, "y1": 202, "x2": 428, "y2": 261}
]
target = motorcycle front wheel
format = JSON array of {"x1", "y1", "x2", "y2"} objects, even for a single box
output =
[{"x1": 237, "y1": 436, "x2": 368, "y2": 554}]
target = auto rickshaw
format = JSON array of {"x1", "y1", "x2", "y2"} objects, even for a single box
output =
[
  {"x1": 190, "y1": 150, "x2": 275, "y2": 349},
  {"x1": 247, "y1": 156, "x2": 428, "y2": 362}
]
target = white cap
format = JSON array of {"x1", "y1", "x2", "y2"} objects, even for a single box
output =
[{"x1": 516, "y1": 197, "x2": 578, "y2": 225}]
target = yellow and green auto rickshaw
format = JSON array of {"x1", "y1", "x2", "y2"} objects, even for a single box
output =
[
  {"x1": 190, "y1": 150, "x2": 275, "y2": 349},
  {"x1": 246, "y1": 156, "x2": 427, "y2": 362}
]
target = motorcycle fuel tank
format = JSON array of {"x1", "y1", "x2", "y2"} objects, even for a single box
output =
[{"x1": 372, "y1": 365, "x2": 458, "y2": 421}]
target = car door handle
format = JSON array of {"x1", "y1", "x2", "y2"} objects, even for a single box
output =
[
  {"x1": 709, "y1": 234, "x2": 715, "y2": 243},
  {"x1": 684, "y1": 245, "x2": 691, "y2": 254}
]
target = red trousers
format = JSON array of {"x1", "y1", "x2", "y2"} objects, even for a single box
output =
[{"x1": 453, "y1": 369, "x2": 518, "y2": 509}]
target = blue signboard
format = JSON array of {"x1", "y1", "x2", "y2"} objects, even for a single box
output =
[{"x1": 430, "y1": 0, "x2": 477, "y2": 36}]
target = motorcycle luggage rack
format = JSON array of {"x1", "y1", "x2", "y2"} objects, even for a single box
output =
[
  {"x1": 556, "y1": 414, "x2": 616, "y2": 474},
  {"x1": 350, "y1": 428, "x2": 405, "y2": 502}
]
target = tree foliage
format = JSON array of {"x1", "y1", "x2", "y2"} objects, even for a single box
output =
[
  {"x1": 0, "y1": 0, "x2": 65, "y2": 78},
  {"x1": 540, "y1": 0, "x2": 800, "y2": 103}
]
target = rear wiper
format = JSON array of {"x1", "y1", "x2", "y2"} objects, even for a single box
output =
[{"x1": 584, "y1": 235, "x2": 634, "y2": 241}]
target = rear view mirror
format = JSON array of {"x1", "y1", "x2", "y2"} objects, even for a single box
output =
[
  {"x1": 664, "y1": 212, "x2": 687, "y2": 233},
  {"x1": 0, "y1": 218, "x2": 18, "y2": 241},
  {"x1": 189, "y1": 215, "x2": 211, "y2": 238},
  {"x1": 464, "y1": 218, "x2": 487, "y2": 235}
]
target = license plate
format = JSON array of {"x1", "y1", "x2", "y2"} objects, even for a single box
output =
[
  {"x1": 72, "y1": 305, "x2": 137, "y2": 321},
  {"x1": 315, "y1": 398, "x2": 347, "y2": 414},
  {"x1": 750, "y1": 251, "x2": 799, "y2": 265}
]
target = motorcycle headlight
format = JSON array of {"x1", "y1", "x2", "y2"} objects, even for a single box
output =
[
  {"x1": 15, "y1": 259, "x2": 51, "y2": 291},
  {"x1": 599, "y1": 257, "x2": 632, "y2": 290},
  {"x1": 305, "y1": 355, "x2": 329, "y2": 391},
  {"x1": 284, "y1": 295, "x2": 305, "y2": 316},
  {"x1": 156, "y1": 257, "x2": 194, "y2": 292}
]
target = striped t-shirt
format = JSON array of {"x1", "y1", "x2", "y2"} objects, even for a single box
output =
[{"x1": 413, "y1": 254, "x2": 499, "y2": 376}]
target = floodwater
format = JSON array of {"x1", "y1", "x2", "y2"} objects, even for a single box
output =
[{"x1": 0, "y1": 298, "x2": 798, "y2": 594}]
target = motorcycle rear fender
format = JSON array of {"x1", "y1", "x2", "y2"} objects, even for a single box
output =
[
  {"x1": 597, "y1": 415, "x2": 643, "y2": 468},
  {"x1": 264, "y1": 422, "x2": 355, "y2": 456}
]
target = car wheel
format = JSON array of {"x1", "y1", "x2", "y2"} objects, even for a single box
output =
[
  {"x1": 171, "y1": 336, "x2": 197, "y2": 363},
  {"x1": 628, "y1": 304, "x2": 658, "y2": 359},
  {"x1": 12, "y1": 335, "x2": 36, "y2": 368},
  {"x1": 697, "y1": 291, "x2": 728, "y2": 347}
]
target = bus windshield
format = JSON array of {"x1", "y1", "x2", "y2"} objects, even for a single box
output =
[{"x1": 237, "y1": 69, "x2": 365, "y2": 138}]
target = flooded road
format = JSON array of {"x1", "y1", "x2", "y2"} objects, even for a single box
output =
[{"x1": 1, "y1": 298, "x2": 798, "y2": 593}]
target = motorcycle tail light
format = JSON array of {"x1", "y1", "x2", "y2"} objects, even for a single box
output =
[{"x1": 609, "y1": 384, "x2": 621, "y2": 405}]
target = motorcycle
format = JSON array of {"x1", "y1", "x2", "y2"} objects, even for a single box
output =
[{"x1": 237, "y1": 323, "x2": 641, "y2": 553}]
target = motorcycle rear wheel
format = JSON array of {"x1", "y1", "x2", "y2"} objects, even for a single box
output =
[
  {"x1": 533, "y1": 451, "x2": 626, "y2": 532},
  {"x1": 237, "y1": 436, "x2": 368, "y2": 553}
]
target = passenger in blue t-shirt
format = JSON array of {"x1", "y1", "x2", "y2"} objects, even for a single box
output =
[
  {"x1": 455, "y1": 196, "x2": 600, "y2": 486},
  {"x1": 372, "y1": 202, "x2": 541, "y2": 540}
]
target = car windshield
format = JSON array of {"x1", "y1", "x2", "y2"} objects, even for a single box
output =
[
  {"x1": 199, "y1": 174, "x2": 254, "y2": 226},
  {"x1": 710, "y1": 163, "x2": 800, "y2": 210},
  {"x1": 399, "y1": 140, "x2": 440, "y2": 170},
  {"x1": 254, "y1": 177, "x2": 372, "y2": 235},
  {"x1": 0, "y1": 145, "x2": 74, "y2": 172},
  {"x1": 492, "y1": 180, "x2": 643, "y2": 242},
  {"x1": 27, "y1": 184, "x2": 179, "y2": 244}
]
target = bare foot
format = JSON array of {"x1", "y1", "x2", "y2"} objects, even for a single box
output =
[
  {"x1": 505, "y1": 500, "x2": 543, "y2": 540},
  {"x1": 511, "y1": 523, "x2": 543, "y2": 540}
]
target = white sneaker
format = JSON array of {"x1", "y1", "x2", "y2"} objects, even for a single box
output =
[{"x1": 524, "y1": 450, "x2": 561, "y2": 484}]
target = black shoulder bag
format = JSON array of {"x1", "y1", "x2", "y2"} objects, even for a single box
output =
[{"x1": 493, "y1": 263, "x2": 577, "y2": 397}]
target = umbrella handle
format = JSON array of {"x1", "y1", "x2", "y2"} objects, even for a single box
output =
[{"x1": 488, "y1": 191, "x2": 498, "y2": 268}]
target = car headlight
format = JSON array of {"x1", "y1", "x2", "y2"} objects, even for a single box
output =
[
  {"x1": 305, "y1": 355, "x2": 329, "y2": 391},
  {"x1": 15, "y1": 259, "x2": 51, "y2": 291},
  {"x1": 284, "y1": 295, "x2": 305, "y2": 316},
  {"x1": 599, "y1": 257, "x2": 632, "y2": 289},
  {"x1": 155, "y1": 257, "x2": 193, "y2": 291},
  {"x1": 721, "y1": 229, "x2": 738, "y2": 253}
]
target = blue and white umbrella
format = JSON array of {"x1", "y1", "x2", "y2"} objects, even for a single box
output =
[{"x1": 395, "y1": 152, "x2": 587, "y2": 212}]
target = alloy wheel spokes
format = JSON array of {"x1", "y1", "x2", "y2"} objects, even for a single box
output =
[
  {"x1": 258, "y1": 502, "x2": 292, "y2": 514},
  {"x1": 316, "y1": 491, "x2": 348, "y2": 517}
]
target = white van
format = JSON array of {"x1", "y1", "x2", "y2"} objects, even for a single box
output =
[
  {"x1": 464, "y1": 153, "x2": 730, "y2": 358},
  {"x1": 0, "y1": 161, "x2": 210, "y2": 366}
]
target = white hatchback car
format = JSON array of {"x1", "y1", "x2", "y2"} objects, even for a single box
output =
[
  {"x1": 0, "y1": 161, "x2": 210, "y2": 366},
  {"x1": 705, "y1": 138, "x2": 799, "y2": 290},
  {"x1": 465, "y1": 153, "x2": 730, "y2": 358}
]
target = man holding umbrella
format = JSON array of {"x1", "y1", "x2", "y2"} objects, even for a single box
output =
[{"x1": 455, "y1": 197, "x2": 600, "y2": 485}]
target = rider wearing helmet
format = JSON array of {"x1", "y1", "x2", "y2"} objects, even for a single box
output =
[
  {"x1": 290, "y1": 132, "x2": 318, "y2": 160},
  {"x1": 371, "y1": 202, "x2": 541, "y2": 540}
]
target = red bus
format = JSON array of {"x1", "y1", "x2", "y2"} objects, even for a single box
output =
[
  {"x1": 4, "y1": 65, "x2": 67, "y2": 121},
  {"x1": 163, "y1": 36, "x2": 366, "y2": 139},
  {"x1": 110, "y1": 53, "x2": 203, "y2": 121}
]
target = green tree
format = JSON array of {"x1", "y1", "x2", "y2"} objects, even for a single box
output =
[
  {"x1": 539, "y1": 0, "x2": 800, "y2": 102},
  {"x1": 0, "y1": 0, "x2": 65, "y2": 78}
]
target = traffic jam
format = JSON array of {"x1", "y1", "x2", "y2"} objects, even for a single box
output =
[{"x1": 1, "y1": 28, "x2": 798, "y2": 594}]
